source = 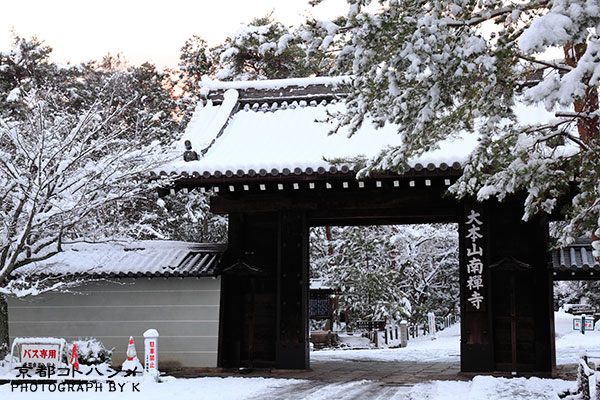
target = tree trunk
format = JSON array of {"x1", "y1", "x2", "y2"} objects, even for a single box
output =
[
  {"x1": 0, "y1": 295, "x2": 8, "y2": 360},
  {"x1": 563, "y1": 42, "x2": 600, "y2": 142}
]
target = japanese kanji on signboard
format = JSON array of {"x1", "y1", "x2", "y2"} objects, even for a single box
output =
[
  {"x1": 465, "y1": 209, "x2": 485, "y2": 311},
  {"x1": 21, "y1": 344, "x2": 61, "y2": 366}
]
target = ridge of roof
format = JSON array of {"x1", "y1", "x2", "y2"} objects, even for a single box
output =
[{"x1": 199, "y1": 75, "x2": 350, "y2": 93}]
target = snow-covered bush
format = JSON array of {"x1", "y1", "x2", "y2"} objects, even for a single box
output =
[{"x1": 71, "y1": 338, "x2": 113, "y2": 365}]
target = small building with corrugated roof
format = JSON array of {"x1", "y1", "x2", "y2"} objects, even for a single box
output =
[{"x1": 8, "y1": 240, "x2": 225, "y2": 371}]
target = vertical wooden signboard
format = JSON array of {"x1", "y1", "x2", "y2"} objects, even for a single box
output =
[{"x1": 460, "y1": 203, "x2": 493, "y2": 372}]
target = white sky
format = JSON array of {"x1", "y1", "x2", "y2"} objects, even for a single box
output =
[{"x1": 0, "y1": 0, "x2": 347, "y2": 69}]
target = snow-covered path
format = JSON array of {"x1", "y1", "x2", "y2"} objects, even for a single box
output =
[
  {"x1": 0, "y1": 375, "x2": 574, "y2": 400},
  {"x1": 245, "y1": 379, "x2": 404, "y2": 400},
  {"x1": 554, "y1": 311, "x2": 600, "y2": 364},
  {"x1": 246, "y1": 376, "x2": 573, "y2": 400}
]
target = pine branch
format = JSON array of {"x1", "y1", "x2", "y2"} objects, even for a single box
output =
[
  {"x1": 517, "y1": 55, "x2": 572, "y2": 73},
  {"x1": 442, "y1": 0, "x2": 549, "y2": 27}
]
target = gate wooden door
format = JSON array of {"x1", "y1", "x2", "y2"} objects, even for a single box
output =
[{"x1": 492, "y1": 259, "x2": 536, "y2": 372}]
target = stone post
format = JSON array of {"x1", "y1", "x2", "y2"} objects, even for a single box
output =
[
  {"x1": 428, "y1": 312, "x2": 437, "y2": 337},
  {"x1": 400, "y1": 320, "x2": 408, "y2": 348}
]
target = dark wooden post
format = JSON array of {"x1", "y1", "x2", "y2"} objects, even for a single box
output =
[
  {"x1": 460, "y1": 201, "x2": 494, "y2": 372},
  {"x1": 218, "y1": 212, "x2": 244, "y2": 368},
  {"x1": 276, "y1": 210, "x2": 309, "y2": 369},
  {"x1": 460, "y1": 196, "x2": 554, "y2": 374}
]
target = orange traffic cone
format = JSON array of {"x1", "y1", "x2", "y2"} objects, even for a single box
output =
[
  {"x1": 121, "y1": 336, "x2": 143, "y2": 375},
  {"x1": 126, "y1": 336, "x2": 136, "y2": 361},
  {"x1": 70, "y1": 344, "x2": 79, "y2": 371}
]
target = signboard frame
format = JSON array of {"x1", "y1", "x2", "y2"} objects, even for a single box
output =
[
  {"x1": 10, "y1": 338, "x2": 67, "y2": 369},
  {"x1": 573, "y1": 318, "x2": 594, "y2": 331}
]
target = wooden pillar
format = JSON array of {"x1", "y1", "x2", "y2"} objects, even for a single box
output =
[
  {"x1": 218, "y1": 212, "x2": 244, "y2": 368},
  {"x1": 460, "y1": 196, "x2": 554, "y2": 374},
  {"x1": 459, "y1": 201, "x2": 494, "y2": 372},
  {"x1": 276, "y1": 210, "x2": 309, "y2": 369}
]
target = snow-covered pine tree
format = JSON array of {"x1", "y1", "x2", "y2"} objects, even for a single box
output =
[
  {"x1": 310, "y1": 224, "x2": 458, "y2": 328},
  {"x1": 178, "y1": 36, "x2": 215, "y2": 127},
  {"x1": 554, "y1": 280, "x2": 600, "y2": 311},
  {"x1": 0, "y1": 33, "x2": 91, "y2": 118},
  {"x1": 390, "y1": 224, "x2": 459, "y2": 325},
  {"x1": 308, "y1": 0, "x2": 600, "y2": 253},
  {"x1": 210, "y1": 14, "x2": 330, "y2": 81},
  {"x1": 311, "y1": 225, "x2": 411, "y2": 326},
  {"x1": 126, "y1": 190, "x2": 228, "y2": 243}
]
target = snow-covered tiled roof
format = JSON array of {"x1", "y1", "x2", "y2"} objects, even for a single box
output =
[
  {"x1": 158, "y1": 76, "x2": 556, "y2": 180},
  {"x1": 16, "y1": 240, "x2": 226, "y2": 278},
  {"x1": 552, "y1": 240, "x2": 600, "y2": 279}
]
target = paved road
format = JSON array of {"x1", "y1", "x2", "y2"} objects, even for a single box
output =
[
  {"x1": 246, "y1": 380, "x2": 411, "y2": 400},
  {"x1": 171, "y1": 359, "x2": 578, "y2": 386}
]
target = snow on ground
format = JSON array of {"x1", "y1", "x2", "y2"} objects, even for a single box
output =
[
  {"x1": 403, "y1": 376, "x2": 573, "y2": 400},
  {"x1": 313, "y1": 312, "x2": 600, "y2": 365},
  {"x1": 1, "y1": 312, "x2": 594, "y2": 399},
  {"x1": 312, "y1": 323, "x2": 461, "y2": 363},
  {"x1": 0, "y1": 376, "x2": 302, "y2": 400},
  {"x1": 0, "y1": 375, "x2": 575, "y2": 400},
  {"x1": 555, "y1": 311, "x2": 600, "y2": 364}
]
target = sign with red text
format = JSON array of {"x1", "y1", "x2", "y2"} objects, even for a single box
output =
[
  {"x1": 143, "y1": 328, "x2": 159, "y2": 379},
  {"x1": 21, "y1": 344, "x2": 61, "y2": 366},
  {"x1": 145, "y1": 340, "x2": 157, "y2": 371},
  {"x1": 573, "y1": 318, "x2": 594, "y2": 331}
]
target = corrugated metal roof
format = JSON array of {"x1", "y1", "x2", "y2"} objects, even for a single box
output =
[
  {"x1": 552, "y1": 240, "x2": 600, "y2": 279},
  {"x1": 16, "y1": 241, "x2": 226, "y2": 278}
]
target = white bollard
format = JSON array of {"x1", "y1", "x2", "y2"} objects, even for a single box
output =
[{"x1": 143, "y1": 329, "x2": 160, "y2": 381}]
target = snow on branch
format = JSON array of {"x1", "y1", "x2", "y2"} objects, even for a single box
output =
[{"x1": 0, "y1": 88, "x2": 173, "y2": 295}]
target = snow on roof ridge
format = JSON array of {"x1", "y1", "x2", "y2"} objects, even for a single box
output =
[
  {"x1": 180, "y1": 89, "x2": 239, "y2": 153},
  {"x1": 161, "y1": 85, "x2": 562, "y2": 179},
  {"x1": 13, "y1": 240, "x2": 226, "y2": 279},
  {"x1": 199, "y1": 75, "x2": 351, "y2": 92}
]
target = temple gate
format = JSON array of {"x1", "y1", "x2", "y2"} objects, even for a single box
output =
[{"x1": 158, "y1": 77, "x2": 555, "y2": 375}]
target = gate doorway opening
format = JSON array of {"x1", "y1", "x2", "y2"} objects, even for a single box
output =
[{"x1": 308, "y1": 223, "x2": 460, "y2": 356}]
